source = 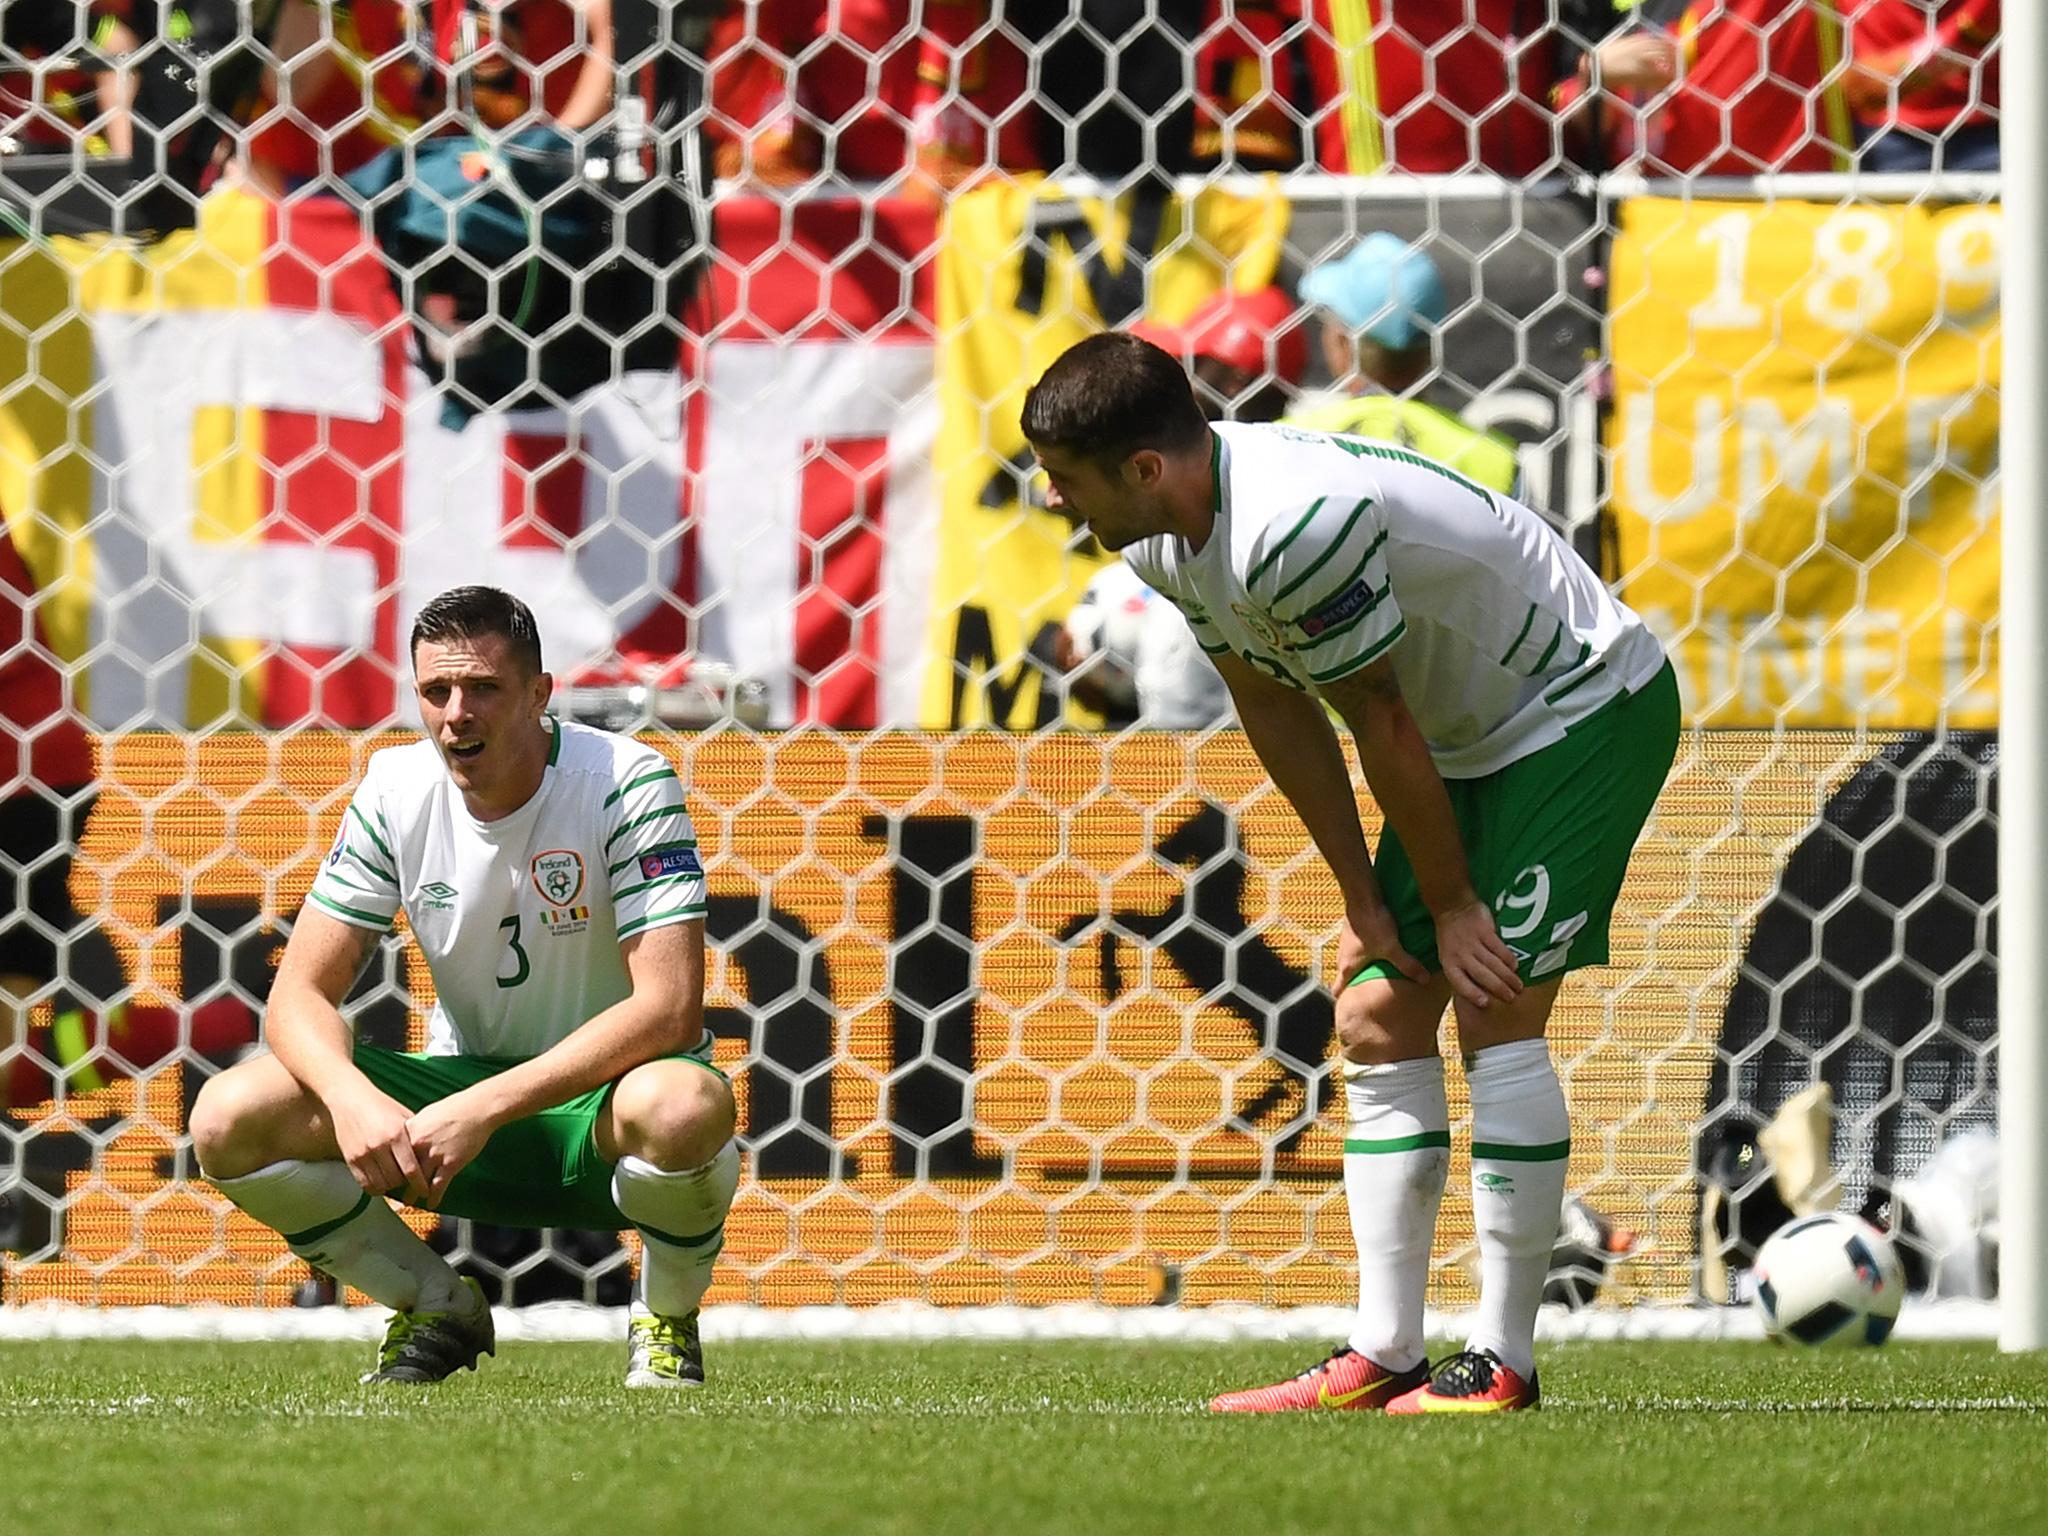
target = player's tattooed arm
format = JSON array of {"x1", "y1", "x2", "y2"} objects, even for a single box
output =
[
  {"x1": 1212, "y1": 650, "x2": 1393, "y2": 902},
  {"x1": 1321, "y1": 657, "x2": 1467, "y2": 911},
  {"x1": 1323, "y1": 655, "x2": 1406, "y2": 711}
]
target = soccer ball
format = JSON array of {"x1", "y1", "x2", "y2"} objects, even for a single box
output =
[{"x1": 1752, "y1": 1212, "x2": 1905, "y2": 1347}]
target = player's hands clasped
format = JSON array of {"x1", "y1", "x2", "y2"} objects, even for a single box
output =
[
  {"x1": 1339, "y1": 901, "x2": 1428, "y2": 988},
  {"x1": 330, "y1": 1085, "x2": 430, "y2": 1204},
  {"x1": 404, "y1": 1092, "x2": 499, "y2": 1211},
  {"x1": 1434, "y1": 900, "x2": 1524, "y2": 1009}
]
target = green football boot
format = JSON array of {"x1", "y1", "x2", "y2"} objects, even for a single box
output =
[
  {"x1": 360, "y1": 1277, "x2": 496, "y2": 1384},
  {"x1": 625, "y1": 1304, "x2": 704, "y2": 1390}
]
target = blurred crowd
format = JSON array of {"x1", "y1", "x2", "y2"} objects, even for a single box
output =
[
  {"x1": 706, "y1": 0, "x2": 2001, "y2": 188},
  {"x1": 0, "y1": 2, "x2": 2005, "y2": 197},
  {"x1": 0, "y1": 3, "x2": 2008, "y2": 730}
]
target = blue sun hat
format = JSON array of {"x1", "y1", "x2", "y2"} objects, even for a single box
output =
[{"x1": 1299, "y1": 232, "x2": 1449, "y2": 350}]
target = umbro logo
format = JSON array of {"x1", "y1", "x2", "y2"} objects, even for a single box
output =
[{"x1": 418, "y1": 881, "x2": 458, "y2": 910}]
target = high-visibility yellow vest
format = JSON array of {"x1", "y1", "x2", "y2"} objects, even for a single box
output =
[{"x1": 1281, "y1": 393, "x2": 1523, "y2": 499}]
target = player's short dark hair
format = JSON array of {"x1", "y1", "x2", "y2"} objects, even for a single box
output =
[
  {"x1": 1020, "y1": 333, "x2": 1211, "y2": 464},
  {"x1": 410, "y1": 587, "x2": 544, "y2": 677}
]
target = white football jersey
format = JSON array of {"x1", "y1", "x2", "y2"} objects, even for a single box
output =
[
  {"x1": 308, "y1": 719, "x2": 708, "y2": 1058},
  {"x1": 1895, "y1": 1127, "x2": 2000, "y2": 1300},
  {"x1": 1123, "y1": 421, "x2": 1669, "y2": 777},
  {"x1": 1067, "y1": 559, "x2": 1232, "y2": 729}
]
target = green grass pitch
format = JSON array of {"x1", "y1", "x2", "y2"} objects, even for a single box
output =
[{"x1": 4, "y1": 1339, "x2": 2045, "y2": 1535}]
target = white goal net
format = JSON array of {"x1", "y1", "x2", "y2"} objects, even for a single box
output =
[{"x1": 0, "y1": 2, "x2": 2002, "y2": 1324}]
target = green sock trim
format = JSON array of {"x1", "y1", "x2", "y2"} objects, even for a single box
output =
[
  {"x1": 1343, "y1": 1131, "x2": 1451, "y2": 1154},
  {"x1": 1471, "y1": 1138, "x2": 1572, "y2": 1162},
  {"x1": 282, "y1": 1189, "x2": 375, "y2": 1248},
  {"x1": 635, "y1": 1219, "x2": 725, "y2": 1251}
]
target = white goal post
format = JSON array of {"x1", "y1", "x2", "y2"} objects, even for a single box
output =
[{"x1": 1998, "y1": 0, "x2": 2046, "y2": 1355}]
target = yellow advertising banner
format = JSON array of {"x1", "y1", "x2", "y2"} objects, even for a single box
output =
[
  {"x1": 5, "y1": 728, "x2": 1880, "y2": 1308},
  {"x1": 1608, "y1": 198, "x2": 2000, "y2": 728},
  {"x1": 920, "y1": 177, "x2": 1287, "y2": 727}
]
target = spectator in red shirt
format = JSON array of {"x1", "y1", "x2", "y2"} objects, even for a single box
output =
[
  {"x1": 907, "y1": 0, "x2": 1041, "y2": 198},
  {"x1": 1303, "y1": 0, "x2": 1568, "y2": 177},
  {"x1": 1556, "y1": 0, "x2": 1855, "y2": 176},
  {"x1": 706, "y1": 0, "x2": 926, "y2": 187},
  {"x1": 905, "y1": 3, "x2": 1582, "y2": 191},
  {"x1": 242, "y1": 0, "x2": 431, "y2": 193},
  {"x1": 432, "y1": 0, "x2": 616, "y2": 134},
  {"x1": 1843, "y1": 0, "x2": 1998, "y2": 171}
]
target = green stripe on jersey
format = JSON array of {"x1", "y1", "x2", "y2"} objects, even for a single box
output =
[
  {"x1": 1499, "y1": 603, "x2": 1539, "y2": 666},
  {"x1": 1269, "y1": 501, "x2": 1379, "y2": 607},
  {"x1": 349, "y1": 805, "x2": 396, "y2": 867},
  {"x1": 308, "y1": 890, "x2": 394, "y2": 930},
  {"x1": 1244, "y1": 497, "x2": 1326, "y2": 589},
  {"x1": 321, "y1": 869, "x2": 391, "y2": 899},
  {"x1": 1307, "y1": 618, "x2": 1407, "y2": 683},
  {"x1": 605, "y1": 804, "x2": 689, "y2": 849},
  {"x1": 611, "y1": 872, "x2": 702, "y2": 903},
  {"x1": 1329, "y1": 436, "x2": 1497, "y2": 509},
  {"x1": 603, "y1": 766, "x2": 682, "y2": 809},
  {"x1": 616, "y1": 905, "x2": 709, "y2": 939},
  {"x1": 1270, "y1": 532, "x2": 1388, "y2": 630},
  {"x1": 1530, "y1": 618, "x2": 1566, "y2": 674},
  {"x1": 1545, "y1": 661, "x2": 1607, "y2": 704}
]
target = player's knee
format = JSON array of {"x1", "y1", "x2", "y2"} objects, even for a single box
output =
[
  {"x1": 188, "y1": 1065, "x2": 270, "y2": 1180},
  {"x1": 611, "y1": 1062, "x2": 735, "y2": 1169},
  {"x1": 1334, "y1": 986, "x2": 1433, "y2": 1064}
]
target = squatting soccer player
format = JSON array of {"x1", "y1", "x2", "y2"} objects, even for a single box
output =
[
  {"x1": 1022, "y1": 336, "x2": 1678, "y2": 1414},
  {"x1": 190, "y1": 587, "x2": 737, "y2": 1387}
]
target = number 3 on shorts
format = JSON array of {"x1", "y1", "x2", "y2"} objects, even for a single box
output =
[{"x1": 498, "y1": 914, "x2": 531, "y2": 989}]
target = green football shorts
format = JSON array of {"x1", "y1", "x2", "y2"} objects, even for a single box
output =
[
  {"x1": 1349, "y1": 660, "x2": 1681, "y2": 990},
  {"x1": 351, "y1": 1044, "x2": 727, "y2": 1231}
]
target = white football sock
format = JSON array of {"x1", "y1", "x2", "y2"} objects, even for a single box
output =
[
  {"x1": 1465, "y1": 1039, "x2": 1571, "y2": 1380},
  {"x1": 1340, "y1": 1054, "x2": 1449, "y2": 1373},
  {"x1": 612, "y1": 1140, "x2": 740, "y2": 1318},
  {"x1": 209, "y1": 1158, "x2": 465, "y2": 1313}
]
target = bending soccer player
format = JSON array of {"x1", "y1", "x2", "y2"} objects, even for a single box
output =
[
  {"x1": 1021, "y1": 336, "x2": 1678, "y2": 1414},
  {"x1": 190, "y1": 587, "x2": 737, "y2": 1388}
]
